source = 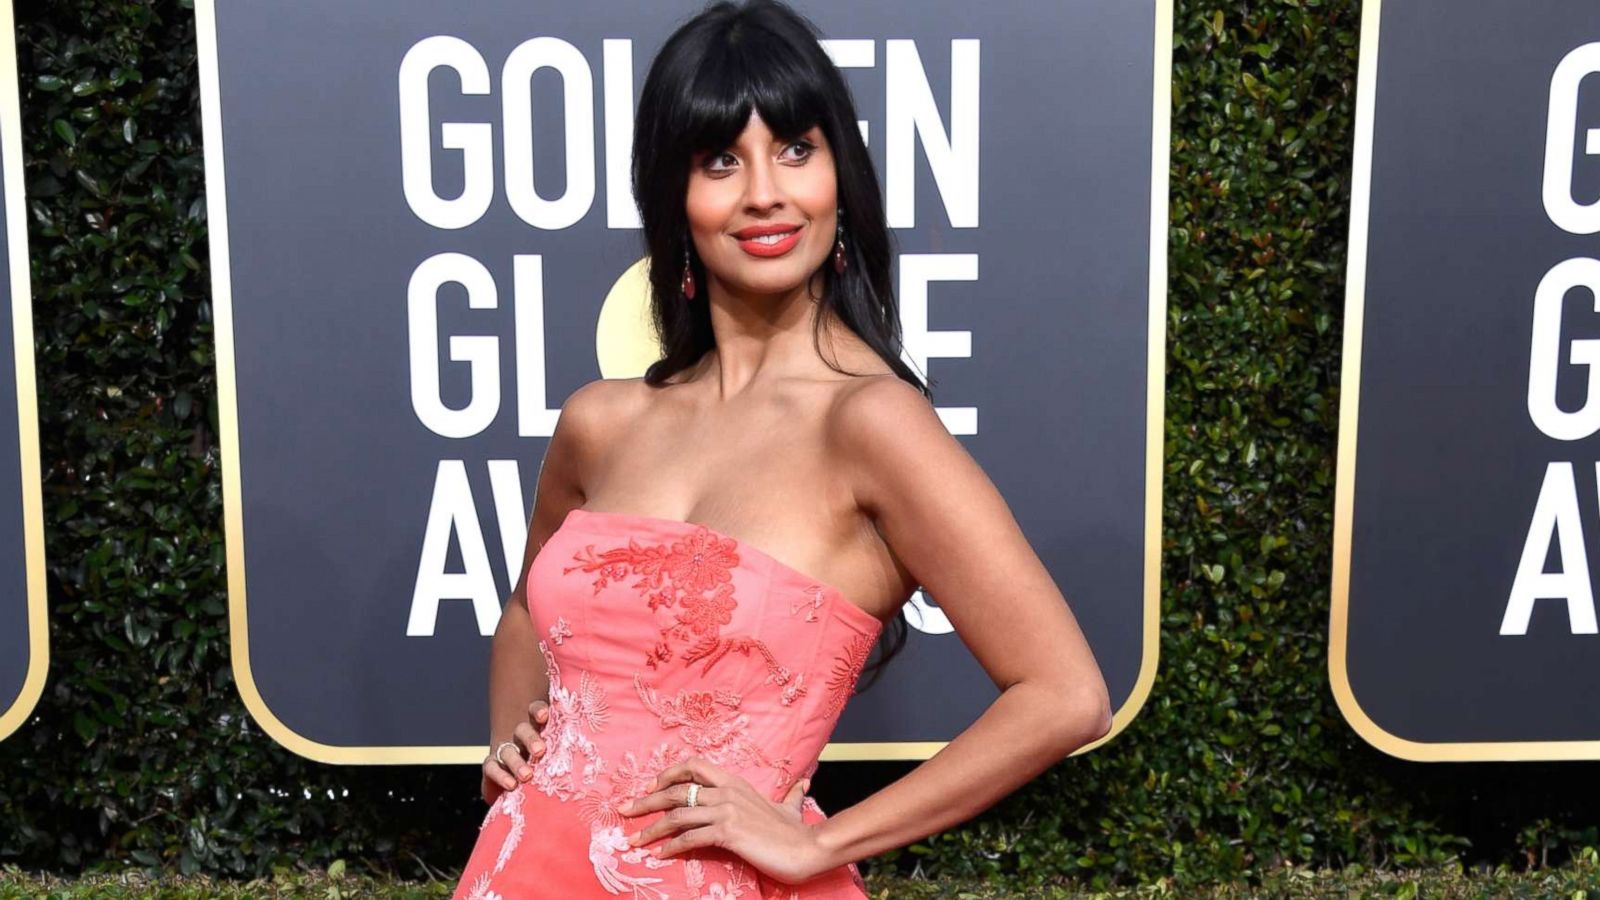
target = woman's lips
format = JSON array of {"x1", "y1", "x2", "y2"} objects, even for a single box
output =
[{"x1": 734, "y1": 224, "x2": 803, "y2": 258}]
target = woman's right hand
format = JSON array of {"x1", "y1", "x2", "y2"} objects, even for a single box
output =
[{"x1": 480, "y1": 699, "x2": 551, "y2": 804}]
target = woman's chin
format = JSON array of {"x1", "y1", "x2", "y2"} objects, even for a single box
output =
[{"x1": 719, "y1": 266, "x2": 826, "y2": 297}]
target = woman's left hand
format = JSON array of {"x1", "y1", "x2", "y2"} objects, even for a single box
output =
[{"x1": 617, "y1": 756, "x2": 831, "y2": 885}]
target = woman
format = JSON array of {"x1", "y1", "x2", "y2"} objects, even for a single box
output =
[{"x1": 452, "y1": 1, "x2": 1111, "y2": 897}]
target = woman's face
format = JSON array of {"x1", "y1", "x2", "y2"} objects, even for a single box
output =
[{"x1": 685, "y1": 110, "x2": 838, "y2": 300}]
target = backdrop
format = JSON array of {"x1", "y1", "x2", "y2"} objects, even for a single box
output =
[
  {"x1": 195, "y1": 0, "x2": 1168, "y2": 764},
  {"x1": 1333, "y1": 0, "x2": 1600, "y2": 758}
]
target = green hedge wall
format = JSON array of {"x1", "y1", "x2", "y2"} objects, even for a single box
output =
[{"x1": 3, "y1": 0, "x2": 1598, "y2": 891}]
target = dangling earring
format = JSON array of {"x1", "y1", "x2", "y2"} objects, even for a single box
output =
[
  {"x1": 681, "y1": 242, "x2": 696, "y2": 299},
  {"x1": 832, "y1": 213, "x2": 847, "y2": 275}
]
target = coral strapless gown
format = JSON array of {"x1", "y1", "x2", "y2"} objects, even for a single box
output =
[{"x1": 452, "y1": 507, "x2": 882, "y2": 900}]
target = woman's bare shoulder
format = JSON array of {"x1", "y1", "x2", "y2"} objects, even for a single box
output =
[
  {"x1": 823, "y1": 372, "x2": 938, "y2": 456},
  {"x1": 556, "y1": 375, "x2": 654, "y2": 445}
]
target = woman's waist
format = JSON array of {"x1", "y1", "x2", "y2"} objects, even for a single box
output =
[{"x1": 535, "y1": 724, "x2": 816, "y2": 804}]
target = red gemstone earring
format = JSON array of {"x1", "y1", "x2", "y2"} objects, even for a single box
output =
[{"x1": 681, "y1": 243, "x2": 696, "y2": 299}]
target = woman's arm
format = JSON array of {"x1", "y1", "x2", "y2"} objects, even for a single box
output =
[
  {"x1": 810, "y1": 375, "x2": 1114, "y2": 870},
  {"x1": 481, "y1": 381, "x2": 603, "y2": 800}
]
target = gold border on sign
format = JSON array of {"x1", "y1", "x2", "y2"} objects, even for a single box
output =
[
  {"x1": 1327, "y1": 0, "x2": 1600, "y2": 761},
  {"x1": 0, "y1": 0, "x2": 50, "y2": 744},
  {"x1": 196, "y1": 0, "x2": 1171, "y2": 763}
]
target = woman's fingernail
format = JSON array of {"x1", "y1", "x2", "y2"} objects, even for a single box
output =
[
  {"x1": 627, "y1": 832, "x2": 639, "y2": 845},
  {"x1": 519, "y1": 767, "x2": 532, "y2": 780}
]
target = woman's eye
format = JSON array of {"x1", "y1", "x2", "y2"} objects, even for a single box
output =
[
  {"x1": 784, "y1": 140, "x2": 816, "y2": 162},
  {"x1": 702, "y1": 141, "x2": 815, "y2": 174}
]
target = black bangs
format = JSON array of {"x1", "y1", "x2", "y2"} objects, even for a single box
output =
[{"x1": 679, "y1": 25, "x2": 829, "y2": 153}]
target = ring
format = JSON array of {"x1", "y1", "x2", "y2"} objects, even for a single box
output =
[
  {"x1": 493, "y1": 740, "x2": 520, "y2": 767},
  {"x1": 685, "y1": 782, "x2": 700, "y2": 808}
]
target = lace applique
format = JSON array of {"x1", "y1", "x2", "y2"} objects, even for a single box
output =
[
  {"x1": 590, "y1": 823, "x2": 675, "y2": 898},
  {"x1": 790, "y1": 585, "x2": 826, "y2": 622},
  {"x1": 765, "y1": 662, "x2": 807, "y2": 707},
  {"x1": 565, "y1": 527, "x2": 736, "y2": 609},
  {"x1": 462, "y1": 787, "x2": 525, "y2": 900},
  {"x1": 503, "y1": 646, "x2": 696, "y2": 896},
  {"x1": 548, "y1": 616, "x2": 573, "y2": 645},
  {"x1": 530, "y1": 640, "x2": 609, "y2": 801},
  {"x1": 565, "y1": 527, "x2": 801, "y2": 688},
  {"x1": 823, "y1": 633, "x2": 876, "y2": 719},
  {"x1": 635, "y1": 675, "x2": 793, "y2": 776},
  {"x1": 778, "y1": 671, "x2": 808, "y2": 706},
  {"x1": 680, "y1": 584, "x2": 737, "y2": 634},
  {"x1": 769, "y1": 740, "x2": 825, "y2": 796},
  {"x1": 685, "y1": 857, "x2": 760, "y2": 898},
  {"x1": 600, "y1": 740, "x2": 682, "y2": 824}
]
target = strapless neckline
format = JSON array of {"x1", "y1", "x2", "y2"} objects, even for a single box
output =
[{"x1": 557, "y1": 506, "x2": 884, "y2": 634}]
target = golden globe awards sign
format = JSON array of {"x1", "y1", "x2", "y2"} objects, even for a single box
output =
[
  {"x1": 195, "y1": 0, "x2": 1169, "y2": 764},
  {"x1": 1334, "y1": 0, "x2": 1600, "y2": 759},
  {"x1": 0, "y1": 0, "x2": 47, "y2": 746}
]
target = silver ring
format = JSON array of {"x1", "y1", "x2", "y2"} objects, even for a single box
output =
[
  {"x1": 685, "y1": 782, "x2": 700, "y2": 808},
  {"x1": 493, "y1": 740, "x2": 520, "y2": 767}
]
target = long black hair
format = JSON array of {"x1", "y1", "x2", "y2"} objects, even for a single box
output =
[{"x1": 631, "y1": 0, "x2": 927, "y2": 687}]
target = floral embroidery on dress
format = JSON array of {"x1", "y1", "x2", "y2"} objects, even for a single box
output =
[
  {"x1": 508, "y1": 643, "x2": 698, "y2": 897},
  {"x1": 779, "y1": 671, "x2": 808, "y2": 706},
  {"x1": 590, "y1": 823, "x2": 677, "y2": 898},
  {"x1": 635, "y1": 675, "x2": 793, "y2": 778},
  {"x1": 492, "y1": 792, "x2": 527, "y2": 874},
  {"x1": 461, "y1": 879, "x2": 504, "y2": 900},
  {"x1": 531, "y1": 640, "x2": 610, "y2": 802},
  {"x1": 565, "y1": 527, "x2": 799, "y2": 687},
  {"x1": 790, "y1": 585, "x2": 826, "y2": 622},
  {"x1": 549, "y1": 616, "x2": 573, "y2": 645},
  {"x1": 685, "y1": 857, "x2": 760, "y2": 898},
  {"x1": 822, "y1": 633, "x2": 876, "y2": 719},
  {"x1": 680, "y1": 584, "x2": 737, "y2": 634},
  {"x1": 463, "y1": 786, "x2": 525, "y2": 900}
]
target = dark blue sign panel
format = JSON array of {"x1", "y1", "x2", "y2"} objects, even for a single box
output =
[
  {"x1": 196, "y1": 0, "x2": 1168, "y2": 763},
  {"x1": 0, "y1": 0, "x2": 49, "y2": 745},
  {"x1": 1334, "y1": 0, "x2": 1600, "y2": 759}
]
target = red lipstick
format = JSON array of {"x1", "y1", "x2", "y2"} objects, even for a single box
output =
[{"x1": 732, "y1": 223, "x2": 804, "y2": 258}]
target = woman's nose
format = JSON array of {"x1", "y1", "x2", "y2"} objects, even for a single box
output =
[{"x1": 743, "y1": 156, "x2": 783, "y2": 211}]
